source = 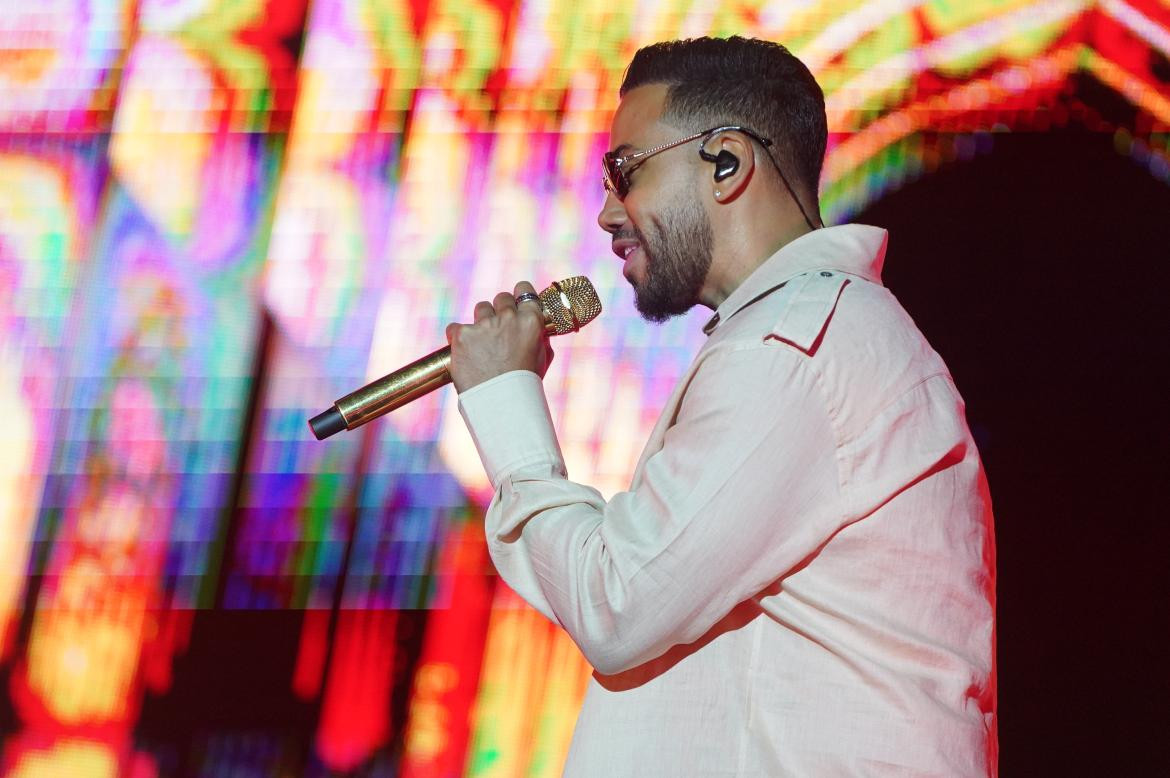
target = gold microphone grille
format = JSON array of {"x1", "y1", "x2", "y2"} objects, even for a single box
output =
[{"x1": 539, "y1": 276, "x2": 603, "y2": 335}]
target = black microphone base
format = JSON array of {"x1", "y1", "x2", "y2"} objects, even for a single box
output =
[{"x1": 309, "y1": 407, "x2": 347, "y2": 440}]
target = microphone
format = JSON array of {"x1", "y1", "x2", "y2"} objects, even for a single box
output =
[{"x1": 308, "y1": 277, "x2": 603, "y2": 440}]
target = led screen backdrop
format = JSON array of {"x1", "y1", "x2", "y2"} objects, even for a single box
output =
[{"x1": 1, "y1": 0, "x2": 1168, "y2": 775}]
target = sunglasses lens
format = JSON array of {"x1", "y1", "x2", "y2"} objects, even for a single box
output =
[{"x1": 602, "y1": 155, "x2": 626, "y2": 199}]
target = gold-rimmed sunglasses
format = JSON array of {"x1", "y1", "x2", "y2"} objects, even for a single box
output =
[{"x1": 602, "y1": 125, "x2": 773, "y2": 200}]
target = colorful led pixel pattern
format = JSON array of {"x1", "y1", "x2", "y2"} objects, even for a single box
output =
[{"x1": 1, "y1": 0, "x2": 1168, "y2": 774}]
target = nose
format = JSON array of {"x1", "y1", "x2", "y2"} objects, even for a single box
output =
[{"x1": 597, "y1": 190, "x2": 627, "y2": 235}]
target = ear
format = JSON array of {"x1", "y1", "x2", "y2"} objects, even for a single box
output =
[{"x1": 701, "y1": 131, "x2": 755, "y2": 203}]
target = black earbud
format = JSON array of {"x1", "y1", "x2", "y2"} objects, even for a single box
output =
[
  {"x1": 712, "y1": 150, "x2": 739, "y2": 182},
  {"x1": 699, "y1": 146, "x2": 740, "y2": 182}
]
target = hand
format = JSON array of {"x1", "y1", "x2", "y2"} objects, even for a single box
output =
[{"x1": 446, "y1": 281, "x2": 555, "y2": 393}]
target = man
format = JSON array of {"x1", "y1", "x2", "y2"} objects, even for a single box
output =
[{"x1": 446, "y1": 37, "x2": 996, "y2": 776}]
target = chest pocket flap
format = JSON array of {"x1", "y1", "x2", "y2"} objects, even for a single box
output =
[{"x1": 767, "y1": 270, "x2": 851, "y2": 356}]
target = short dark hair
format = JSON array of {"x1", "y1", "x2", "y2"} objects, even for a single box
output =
[{"x1": 621, "y1": 36, "x2": 827, "y2": 206}]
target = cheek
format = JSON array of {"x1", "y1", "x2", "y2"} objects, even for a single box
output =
[
  {"x1": 628, "y1": 212, "x2": 655, "y2": 252},
  {"x1": 618, "y1": 198, "x2": 649, "y2": 240}
]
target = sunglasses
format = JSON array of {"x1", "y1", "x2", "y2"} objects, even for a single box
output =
[{"x1": 602, "y1": 124, "x2": 773, "y2": 200}]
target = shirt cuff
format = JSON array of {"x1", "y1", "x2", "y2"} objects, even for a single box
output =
[{"x1": 457, "y1": 370, "x2": 566, "y2": 489}]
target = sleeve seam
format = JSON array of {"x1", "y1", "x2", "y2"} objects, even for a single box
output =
[{"x1": 494, "y1": 452, "x2": 566, "y2": 490}]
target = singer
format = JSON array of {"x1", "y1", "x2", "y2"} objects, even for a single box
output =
[{"x1": 446, "y1": 37, "x2": 996, "y2": 776}]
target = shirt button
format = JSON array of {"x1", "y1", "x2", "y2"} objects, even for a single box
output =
[{"x1": 820, "y1": 271, "x2": 833, "y2": 277}]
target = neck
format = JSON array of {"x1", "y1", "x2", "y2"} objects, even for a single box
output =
[{"x1": 700, "y1": 214, "x2": 815, "y2": 310}]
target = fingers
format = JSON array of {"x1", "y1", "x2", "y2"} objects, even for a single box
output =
[
  {"x1": 473, "y1": 300, "x2": 495, "y2": 322},
  {"x1": 514, "y1": 280, "x2": 539, "y2": 304},
  {"x1": 493, "y1": 291, "x2": 516, "y2": 315},
  {"x1": 471, "y1": 282, "x2": 541, "y2": 323},
  {"x1": 513, "y1": 281, "x2": 544, "y2": 329}
]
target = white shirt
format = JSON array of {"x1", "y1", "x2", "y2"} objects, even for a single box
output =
[{"x1": 458, "y1": 225, "x2": 997, "y2": 776}]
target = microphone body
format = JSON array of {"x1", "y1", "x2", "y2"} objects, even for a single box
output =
[
  {"x1": 308, "y1": 347, "x2": 453, "y2": 440},
  {"x1": 309, "y1": 277, "x2": 602, "y2": 440}
]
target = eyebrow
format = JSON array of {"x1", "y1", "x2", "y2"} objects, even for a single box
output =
[{"x1": 609, "y1": 143, "x2": 634, "y2": 157}]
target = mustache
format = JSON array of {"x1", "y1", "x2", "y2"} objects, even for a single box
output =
[{"x1": 611, "y1": 227, "x2": 644, "y2": 244}]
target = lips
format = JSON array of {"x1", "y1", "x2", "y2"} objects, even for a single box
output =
[
  {"x1": 612, "y1": 238, "x2": 646, "y2": 284},
  {"x1": 612, "y1": 237, "x2": 641, "y2": 261}
]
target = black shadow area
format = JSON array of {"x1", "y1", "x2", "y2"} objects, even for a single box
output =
[{"x1": 856, "y1": 128, "x2": 1170, "y2": 775}]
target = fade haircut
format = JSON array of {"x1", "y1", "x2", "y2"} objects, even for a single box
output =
[{"x1": 621, "y1": 36, "x2": 827, "y2": 207}]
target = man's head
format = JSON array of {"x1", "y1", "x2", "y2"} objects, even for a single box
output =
[{"x1": 598, "y1": 37, "x2": 827, "y2": 321}]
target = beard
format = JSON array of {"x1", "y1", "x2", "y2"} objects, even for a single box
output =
[{"x1": 628, "y1": 191, "x2": 714, "y2": 322}]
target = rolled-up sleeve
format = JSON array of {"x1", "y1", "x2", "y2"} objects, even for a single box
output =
[{"x1": 458, "y1": 344, "x2": 842, "y2": 676}]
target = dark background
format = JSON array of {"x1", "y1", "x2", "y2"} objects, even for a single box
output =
[{"x1": 859, "y1": 125, "x2": 1170, "y2": 774}]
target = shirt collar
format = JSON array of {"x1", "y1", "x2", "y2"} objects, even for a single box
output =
[{"x1": 702, "y1": 224, "x2": 889, "y2": 335}]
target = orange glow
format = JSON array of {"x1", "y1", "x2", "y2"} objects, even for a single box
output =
[{"x1": 6, "y1": 738, "x2": 119, "y2": 778}]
